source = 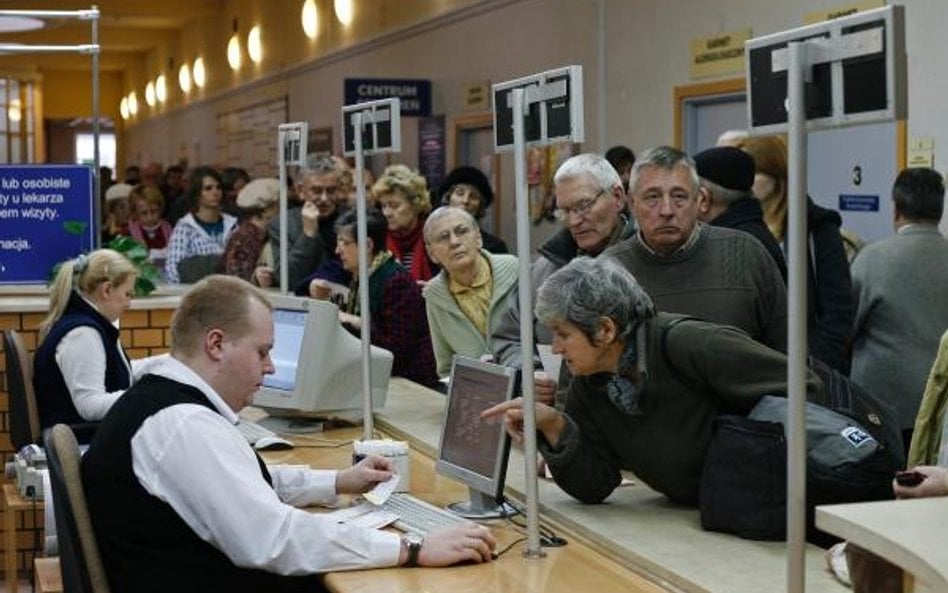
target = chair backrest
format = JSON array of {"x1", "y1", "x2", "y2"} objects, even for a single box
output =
[
  {"x1": 2, "y1": 329, "x2": 41, "y2": 450},
  {"x1": 44, "y1": 424, "x2": 112, "y2": 593},
  {"x1": 177, "y1": 253, "x2": 222, "y2": 283}
]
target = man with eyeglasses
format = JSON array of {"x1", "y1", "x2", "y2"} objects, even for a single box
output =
[
  {"x1": 606, "y1": 145, "x2": 787, "y2": 352},
  {"x1": 437, "y1": 166, "x2": 509, "y2": 254},
  {"x1": 492, "y1": 153, "x2": 635, "y2": 402},
  {"x1": 262, "y1": 154, "x2": 348, "y2": 290}
]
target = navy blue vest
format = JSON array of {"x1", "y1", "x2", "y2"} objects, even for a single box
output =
[
  {"x1": 33, "y1": 292, "x2": 131, "y2": 431},
  {"x1": 81, "y1": 374, "x2": 320, "y2": 593}
]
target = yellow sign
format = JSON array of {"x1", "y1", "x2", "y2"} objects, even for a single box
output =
[
  {"x1": 464, "y1": 82, "x2": 490, "y2": 111},
  {"x1": 804, "y1": 0, "x2": 885, "y2": 24},
  {"x1": 690, "y1": 29, "x2": 752, "y2": 79}
]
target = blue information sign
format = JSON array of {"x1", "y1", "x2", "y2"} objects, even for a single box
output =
[
  {"x1": 0, "y1": 165, "x2": 94, "y2": 284},
  {"x1": 838, "y1": 194, "x2": 880, "y2": 212},
  {"x1": 344, "y1": 78, "x2": 432, "y2": 117}
]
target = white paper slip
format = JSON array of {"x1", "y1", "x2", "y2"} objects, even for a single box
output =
[
  {"x1": 363, "y1": 475, "x2": 399, "y2": 506},
  {"x1": 347, "y1": 508, "x2": 399, "y2": 530},
  {"x1": 537, "y1": 344, "x2": 563, "y2": 381},
  {"x1": 327, "y1": 505, "x2": 399, "y2": 530}
]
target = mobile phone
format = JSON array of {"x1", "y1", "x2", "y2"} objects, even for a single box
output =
[{"x1": 894, "y1": 470, "x2": 926, "y2": 487}]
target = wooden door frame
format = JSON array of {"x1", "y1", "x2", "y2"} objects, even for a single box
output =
[
  {"x1": 673, "y1": 78, "x2": 746, "y2": 149},
  {"x1": 673, "y1": 76, "x2": 906, "y2": 168},
  {"x1": 447, "y1": 111, "x2": 502, "y2": 231}
]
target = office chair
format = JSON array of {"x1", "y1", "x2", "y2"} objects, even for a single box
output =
[
  {"x1": 2, "y1": 329, "x2": 42, "y2": 450},
  {"x1": 44, "y1": 424, "x2": 112, "y2": 593}
]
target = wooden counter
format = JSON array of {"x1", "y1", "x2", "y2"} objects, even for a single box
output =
[
  {"x1": 816, "y1": 498, "x2": 948, "y2": 593},
  {"x1": 373, "y1": 379, "x2": 849, "y2": 593}
]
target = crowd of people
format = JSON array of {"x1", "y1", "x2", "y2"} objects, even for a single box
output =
[{"x1": 40, "y1": 135, "x2": 947, "y2": 589}]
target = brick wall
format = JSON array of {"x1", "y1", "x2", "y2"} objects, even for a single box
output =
[{"x1": 0, "y1": 303, "x2": 175, "y2": 577}]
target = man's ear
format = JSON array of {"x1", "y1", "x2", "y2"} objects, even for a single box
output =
[
  {"x1": 366, "y1": 237, "x2": 375, "y2": 256},
  {"x1": 205, "y1": 328, "x2": 226, "y2": 362}
]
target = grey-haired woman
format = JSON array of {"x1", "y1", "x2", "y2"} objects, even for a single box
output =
[{"x1": 483, "y1": 256, "x2": 822, "y2": 505}]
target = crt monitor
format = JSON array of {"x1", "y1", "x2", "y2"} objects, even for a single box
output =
[
  {"x1": 435, "y1": 356, "x2": 517, "y2": 519},
  {"x1": 253, "y1": 294, "x2": 394, "y2": 432}
]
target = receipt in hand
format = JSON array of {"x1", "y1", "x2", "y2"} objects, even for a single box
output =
[{"x1": 363, "y1": 475, "x2": 399, "y2": 506}]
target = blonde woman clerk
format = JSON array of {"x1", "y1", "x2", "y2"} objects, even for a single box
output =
[{"x1": 33, "y1": 249, "x2": 145, "y2": 437}]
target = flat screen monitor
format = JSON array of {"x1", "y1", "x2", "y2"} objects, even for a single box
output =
[
  {"x1": 435, "y1": 356, "x2": 517, "y2": 518},
  {"x1": 253, "y1": 295, "x2": 394, "y2": 433}
]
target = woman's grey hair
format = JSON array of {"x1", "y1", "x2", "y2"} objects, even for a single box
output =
[
  {"x1": 628, "y1": 146, "x2": 699, "y2": 196},
  {"x1": 423, "y1": 206, "x2": 479, "y2": 243},
  {"x1": 553, "y1": 153, "x2": 622, "y2": 193},
  {"x1": 536, "y1": 256, "x2": 655, "y2": 344}
]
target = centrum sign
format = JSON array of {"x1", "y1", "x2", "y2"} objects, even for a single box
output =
[{"x1": 344, "y1": 78, "x2": 432, "y2": 117}]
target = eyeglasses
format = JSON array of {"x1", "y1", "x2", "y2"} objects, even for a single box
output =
[
  {"x1": 429, "y1": 224, "x2": 475, "y2": 246},
  {"x1": 553, "y1": 188, "x2": 607, "y2": 221}
]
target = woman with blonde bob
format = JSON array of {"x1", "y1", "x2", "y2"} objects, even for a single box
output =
[
  {"x1": 372, "y1": 164, "x2": 437, "y2": 282},
  {"x1": 34, "y1": 249, "x2": 143, "y2": 435}
]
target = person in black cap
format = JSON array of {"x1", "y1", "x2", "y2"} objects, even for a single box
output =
[
  {"x1": 437, "y1": 166, "x2": 508, "y2": 254},
  {"x1": 694, "y1": 146, "x2": 787, "y2": 281}
]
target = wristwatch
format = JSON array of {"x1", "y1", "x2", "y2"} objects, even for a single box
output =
[{"x1": 403, "y1": 532, "x2": 424, "y2": 567}]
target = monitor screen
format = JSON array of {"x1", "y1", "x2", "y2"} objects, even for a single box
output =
[
  {"x1": 436, "y1": 356, "x2": 516, "y2": 518},
  {"x1": 252, "y1": 295, "x2": 394, "y2": 433},
  {"x1": 263, "y1": 308, "x2": 308, "y2": 392}
]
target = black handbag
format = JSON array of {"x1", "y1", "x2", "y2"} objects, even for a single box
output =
[{"x1": 661, "y1": 316, "x2": 904, "y2": 542}]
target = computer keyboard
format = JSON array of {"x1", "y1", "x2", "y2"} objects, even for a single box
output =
[
  {"x1": 379, "y1": 493, "x2": 472, "y2": 534},
  {"x1": 235, "y1": 419, "x2": 278, "y2": 444}
]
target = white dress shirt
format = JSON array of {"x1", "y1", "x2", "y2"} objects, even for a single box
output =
[
  {"x1": 54, "y1": 295, "x2": 138, "y2": 420},
  {"x1": 130, "y1": 356, "x2": 401, "y2": 575}
]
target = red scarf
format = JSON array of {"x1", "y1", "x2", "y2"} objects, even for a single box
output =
[{"x1": 386, "y1": 218, "x2": 432, "y2": 282}]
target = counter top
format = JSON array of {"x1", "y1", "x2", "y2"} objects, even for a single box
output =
[{"x1": 376, "y1": 378, "x2": 848, "y2": 593}]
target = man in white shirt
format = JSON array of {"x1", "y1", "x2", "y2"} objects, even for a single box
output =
[{"x1": 81, "y1": 275, "x2": 495, "y2": 593}]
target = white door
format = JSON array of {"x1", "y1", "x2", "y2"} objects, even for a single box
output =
[{"x1": 807, "y1": 122, "x2": 900, "y2": 244}]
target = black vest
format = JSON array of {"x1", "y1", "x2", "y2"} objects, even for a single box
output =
[
  {"x1": 34, "y1": 292, "x2": 131, "y2": 431},
  {"x1": 81, "y1": 374, "x2": 319, "y2": 593}
]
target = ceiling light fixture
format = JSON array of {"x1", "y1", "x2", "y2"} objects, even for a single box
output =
[
  {"x1": 227, "y1": 19, "x2": 242, "y2": 71},
  {"x1": 128, "y1": 92, "x2": 139, "y2": 116},
  {"x1": 179, "y1": 63, "x2": 192, "y2": 93},
  {"x1": 193, "y1": 57, "x2": 206, "y2": 88},
  {"x1": 156, "y1": 74, "x2": 167, "y2": 103},
  {"x1": 0, "y1": 16, "x2": 44, "y2": 33},
  {"x1": 120, "y1": 97, "x2": 129, "y2": 120},
  {"x1": 247, "y1": 25, "x2": 262, "y2": 64},
  {"x1": 8, "y1": 100, "x2": 21, "y2": 123},
  {"x1": 334, "y1": 0, "x2": 354, "y2": 26},
  {"x1": 301, "y1": 0, "x2": 318, "y2": 39},
  {"x1": 145, "y1": 80, "x2": 156, "y2": 107}
]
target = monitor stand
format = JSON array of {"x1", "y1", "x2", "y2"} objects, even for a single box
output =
[
  {"x1": 257, "y1": 410, "x2": 364, "y2": 435},
  {"x1": 257, "y1": 416, "x2": 326, "y2": 435},
  {"x1": 446, "y1": 487, "x2": 513, "y2": 520}
]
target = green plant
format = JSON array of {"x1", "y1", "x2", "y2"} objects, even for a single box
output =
[{"x1": 106, "y1": 235, "x2": 161, "y2": 296}]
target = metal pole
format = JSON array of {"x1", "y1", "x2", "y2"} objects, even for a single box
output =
[
  {"x1": 354, "y1": 113, "x2": 374, "y2": 441},
  {"x1": 785, "y1": 40, "x2": 809, "y2": 593},
  {"x1": 512, "y1": 87, "x2": 543, "y2": 558},
  {"x1": 0, "y1": 9, "x2": 98, "y2": 19},
  {"x1": 91, "y1": 5, "x2": 100, "y2": 248},
  {"x1": 596, "y1": 0, "x2": 606, "y2": 154},
  {"x1": 277, "y1": 129, "x2": 288, "y2": 293}
]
